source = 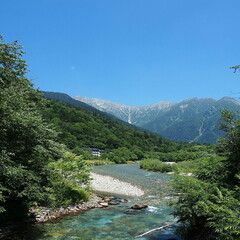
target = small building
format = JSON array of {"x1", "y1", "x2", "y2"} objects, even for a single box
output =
[{"x1": 82, "y1": 147, "x2": 105, "y2": 157}]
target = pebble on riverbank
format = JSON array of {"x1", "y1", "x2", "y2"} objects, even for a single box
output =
[
  {"x1": 30, "y1": 194, "x2": 128, "y2": 223},
  {"x1": 90, "y1": 173, "x2": 144, "y2": 196},
  {"x1": 30, "y1": 194, "x2": 104, "y2": 223}
]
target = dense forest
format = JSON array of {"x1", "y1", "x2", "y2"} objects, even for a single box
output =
[{"x1": 40, "y1": 98, "x2": 186, "y2": 163}]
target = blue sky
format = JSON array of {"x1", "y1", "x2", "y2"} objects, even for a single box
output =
[{"x1": 1, "y1": 0, "x2": 240, "y2": 105}]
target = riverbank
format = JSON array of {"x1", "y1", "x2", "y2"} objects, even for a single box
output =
[
  {"x1": 30, "y1": 194, "x2": 106, "y2": 223},
  {"x1": 90, "y1": 172, "x2": 144, "y2": 196},
  {"x1": 1, "y1": 164, "x2": 179, "y2": 240},
  {"x1": 30, "y1": 172, "x2": 144, "y2": 223}
]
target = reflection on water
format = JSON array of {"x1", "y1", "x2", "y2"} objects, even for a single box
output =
[{"x1": 0, "y1": 164, "x2": 182, "y2": 240}]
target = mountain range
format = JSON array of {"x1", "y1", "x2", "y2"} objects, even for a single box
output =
[{"x1": 74, "y1": 95, "x2": 240, "y2": 144}]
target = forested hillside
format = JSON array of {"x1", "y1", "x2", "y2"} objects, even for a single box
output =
[{"x1": 41, "y1": 98, "x2": 179, "y2": 156}]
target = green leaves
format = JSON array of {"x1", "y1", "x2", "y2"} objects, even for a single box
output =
[
  {"x1": 140, "y1": 159, "x2": 175, "y2": 172},
  {"x1": 47, "y1": 152, "x2": 90, "y2": 207},
  {"x1": 173, "y1": 176, "x2": 240, "y2": 239},
  {"x1": 40, "y1": 99, "x2": 174, "y2": 153},
  {"x1": 172, "y1": 110, "x2": 240, "y2": 239},
  {"x1": 0, "y1": 36, "x2": 90, "y2": 222},
  {"x1": 49, "y1": 152, "x2": 90, "y2": 184}
]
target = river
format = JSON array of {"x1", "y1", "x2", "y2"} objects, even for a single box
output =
[{"x1": 0, "y1": 164, "x2": 182, "y2": 240}]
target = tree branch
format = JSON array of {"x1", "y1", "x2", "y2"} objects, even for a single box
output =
[{"x1": 134, "y1": 220, "x2": 180, "y2": 238}]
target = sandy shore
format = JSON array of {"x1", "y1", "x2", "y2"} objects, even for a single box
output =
[{"x1": 90, "y1": 173, "x2": 144, "y2": 197}]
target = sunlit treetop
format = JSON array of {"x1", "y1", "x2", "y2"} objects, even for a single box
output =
[{"x1": 230, "y1": 65, "x2": 240, "y2": 73}]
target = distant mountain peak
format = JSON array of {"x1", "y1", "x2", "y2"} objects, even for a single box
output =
[
  {"x1": 152, "y1": 100, "x2": 176, "y2": 107},
  {"x1": 219, "y1": 96, "x2": 240, "y2": 105},
  {"x1": 73, "y1": 94, "x2": 240, "y2": 144},
  {"x1": 74, "y1": 96, "x2": 175, "y2": 109},
  {"x1": 181, "y1": 97, "x2": 216, "y2": 103},
  {"x1": 73, "y1": 95, "x2": 176, "y2": 125}
]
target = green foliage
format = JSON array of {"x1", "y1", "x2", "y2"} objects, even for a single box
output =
[
  {"x1": 173, "y1": 160, "x2": 200, "y2": 174},
  {"x1": 45, "y1": 172, "x2": 89, "y2": 208},
  {"x1": 173, "y1": 177, "x2": 240, "y2": 240},
  {"x1": 140, "y1": 159, "x2": 176, "y2": 172},
  {"x1": 218, "y1": 110, "x2": 240, "y2": 185},
  {"x1": 171, "y1": 110, "x2": 240, "y2": 239},
  {"x1": 108, "y1": 147, "x2": 138, "y2": 163},
  {"x1": 194, "y1": 155, "x2": 226, "y2": 183},
  {"x1": 41, "y1": 99, "x2": 177, "y2": 153},
  {"x1": 230, "y1": 65, "x2": 240, "y2": 73},
  {"x1": 48, "y1": 152, "x2": 90, "y2": 207},
  {"x1": 0, "y1": 36, "x2": 58, "y2": 222},
  {"x1": 49, "y1": 152, "x2": 90, "y2": 184},
  {"x1": 144, "y1": 145, "x2": 214, "y2": 163},
  {"x1": 0, "y1": 37, "x2": 90, "y2": 223},
  {"x1": 85, "y1": 160, "x2": 115, "y2": 166}
]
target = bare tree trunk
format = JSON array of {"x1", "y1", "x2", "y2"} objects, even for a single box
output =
[{"x1": 134, "y1": 220, "x2": 180, "y2": 238}]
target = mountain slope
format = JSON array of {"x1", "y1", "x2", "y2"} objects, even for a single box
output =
[
  {"x1": 74, "y1": 95, "x2": 240, "y2": 144},
  {"x1": 74, "y1": 95, "x2": 175, "y2": 125},
  {"x1": 41, "y1": 92, "x2": 176, "y2": 152},
  {"x1": 42, "y1": 91, "x2": 147, "y2": 131},
  {"x1": 143, "y1": 97, "x2": 240, "y2": 143}
]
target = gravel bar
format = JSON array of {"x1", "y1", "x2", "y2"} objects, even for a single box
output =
[{"x1": 90, "y1": 173, "x2": 144, "y2": 197}]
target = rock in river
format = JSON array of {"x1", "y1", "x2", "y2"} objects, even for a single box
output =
[{"x1": 131, "y1": 204, "x2": 148, "y2": 210}]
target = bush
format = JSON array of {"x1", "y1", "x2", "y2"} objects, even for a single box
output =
[
  {"x1": 50, "y1": 179, "x2": 89, "y2": 207},
  {"x1": 172, "y1": 176, "x2": 240, "y2": 240},
  {"x1": 85, "y1": 160, "x2": 115, "y2": 166},
  {"x1": 140, "y1": 159, "x2": 176, "y2": 172}
]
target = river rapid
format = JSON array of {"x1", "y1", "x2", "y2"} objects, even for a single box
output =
[{"x1": 1, "y1": 164, "x2": 182, "y2": 240}]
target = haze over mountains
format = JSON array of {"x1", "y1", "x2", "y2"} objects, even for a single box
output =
[{"x1": 74, "y1": 95, "x2": 240, "y2": 144}]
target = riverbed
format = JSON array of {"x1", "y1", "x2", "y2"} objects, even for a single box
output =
[{"x1": 0, "y1": 164, "x2": 181, "y2": 240}]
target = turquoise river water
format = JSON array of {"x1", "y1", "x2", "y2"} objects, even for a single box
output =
[{"x1": 0, "y1": 164, "x2": 182, "y2": 240}]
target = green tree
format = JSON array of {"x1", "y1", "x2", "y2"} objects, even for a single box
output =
[
  {"x1": 172, "y1": 110, "x2": 240, "y2": 239},
  {"x1": 218, "y1": 110, "x2": 240, "y2": 185},
  {"x1": 230, "y1": 65, "x2": 240, "y2": 73},
  {"x1": 0, "y1": 36, "x2": 68, "y2": 222},
  {"x1": 173, "y1": 176, "x2": 240, "y2": 240}
]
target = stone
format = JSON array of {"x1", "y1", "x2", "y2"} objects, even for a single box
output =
[
  {"x1": 104, "y1": 198, "x2": 111, "y2": 202},
  {"x1": 100, "y1": 202, "x2": 108, "y2": 207},
  {"x1": 124, "y1": 209, "x2": 139, "y2": 214},
  {"x1": 131, "y1": 204, "x2": 148, "y2": 210}
]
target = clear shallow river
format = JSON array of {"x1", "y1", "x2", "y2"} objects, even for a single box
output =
[{"x1": 1, "y1": 164, "x2": 182, "y2": 240}]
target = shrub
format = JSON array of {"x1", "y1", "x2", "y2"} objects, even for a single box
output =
[{"x1": 140, "y1": 159, "x2": 176, "y2": 172}]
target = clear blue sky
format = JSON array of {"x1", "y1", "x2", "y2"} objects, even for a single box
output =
[{"x1": 1, "y1": 0, "x2": 240, "y2": 105}]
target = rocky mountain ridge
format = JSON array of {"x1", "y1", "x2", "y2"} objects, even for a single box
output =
[
  {"x1": 74, "y1": 95, "x2": 240, "y2": 144},
  {"x1": 74, "y1": 96, "x2": 175, "y2": 125}
]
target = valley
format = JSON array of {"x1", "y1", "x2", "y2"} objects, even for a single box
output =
[{"x1": 1, "y1": 37, "x2": 239, "y2": 240}]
